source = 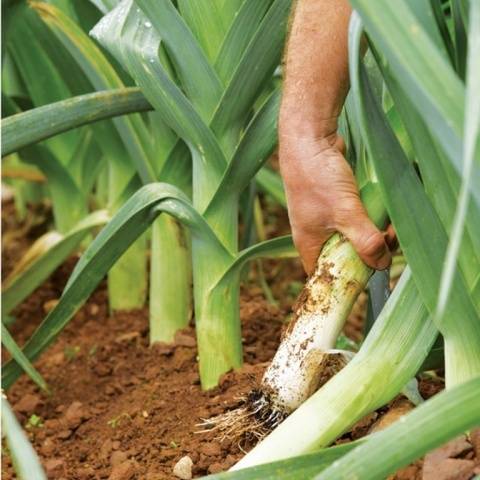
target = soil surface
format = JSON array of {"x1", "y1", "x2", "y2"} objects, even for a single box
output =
[{"x1": 2, "y1": 199, "x2": 479, "y2": 480}]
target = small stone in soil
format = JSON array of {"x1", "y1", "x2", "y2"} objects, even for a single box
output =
[
  {"x1": 40, "y1": 438, "x2": 56, "y2": 456},
  {"x1": 173, "y1": 455, "x2": 193, "y2": 480},
  {"x1": 423, "y1": 458, "x2": 475, "y2": 480},
  {"x1": 63, "y1": 401, "x2": 87, "y2": 429},
  {"x1": 110, "y1": 450, "x2": 129, "y2": 466},
  {"x1": 44, "y1": 458, "x2": 65, "y2": 477},
  {"x1": 108, "y1": 460, "x2": 137, "y2": 480},
  {"x1": 14, "y1": 394, "x2": 41, "y2": 414},
  {"x1": 57, "y1": 429, "x2": 73, "y2": 440},
  {"x1": 89, "y1": 303, "x2": 99, "y2": 315}
]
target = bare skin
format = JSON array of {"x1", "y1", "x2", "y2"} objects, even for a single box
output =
[{"x1": 279, "y1": 0, "x2": 393, "y2": 275}]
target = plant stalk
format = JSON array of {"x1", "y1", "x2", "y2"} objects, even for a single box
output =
[{"x1": 149, "y1": 215, "x2": 192, "y2": 343}]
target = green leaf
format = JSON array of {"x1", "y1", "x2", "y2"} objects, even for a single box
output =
[
  {"x1": 204, "y1": 88, "x2": 281, "y2": 236},
  {"x1": 210, "y1": 0, "x2": 292, "y2": 147},
  {"x1": 177, "y1": 0, "x2": 232, "y2": 64},
  {"x1": 1, "y1": 324, "x2": 49, "y2": 393},
  {"x1": 215, "y1": 235, "x2": 296, "y2": 291},
  {"x1": 136, "y1": 0, "x2": 224, "y2": 120},
  {"x1": 33, "y1": 1, "x2": 156, "y2": 183},
  {"x1": 6, "y1": 3, "x2": 89, "y2": 161},
  {"x1": 317, "y1": 376, "x2": 480, "y2": 480},
  {"x1": 204, "y1": 441, "x2": 362, "y2": 479},
  {"x1": 92, "y1": 1, "x2": 226, "y2": 211},
  {"x1": 214, "y1": 0, "x2": 272, "y2": 84},
  {"x1": 1, "y1": 88, "x2": 151, "y2": 157},
  {"x1": 349, "y1": 0, "x2": 473, "y2": 191},
  {"x1": 2, "y1": 184, "x2": 229, "y2": 388},
  {"x1": 19, "y1": 145, "x2": 87, "y2": 233},
  {"x1": 436, "y1": 2, "x2": 480, "y2": 322},
  {"x1": 350, "y1": 14, "x2": 480, "y2": 385},
  {"x1": 255, "y1": 167, "x2": 286, "y2": 207},
  {"x1": 374, "y1": 57, "x2": 480, "y2": 289},
  {"x1": 2, "y1": 210, "x2": 109, "y2": 316},
  {"x1": 1, "y1": 397, "x2": 47, "y2": 480}
]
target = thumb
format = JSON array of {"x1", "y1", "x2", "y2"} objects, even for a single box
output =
[{"x1": 338, "y1": 211, "x2": 391, "y2": 271}]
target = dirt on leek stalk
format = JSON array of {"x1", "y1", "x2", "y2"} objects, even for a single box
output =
[{"x1": 2, "y1": 199, "x2": 479, "y2": 480}]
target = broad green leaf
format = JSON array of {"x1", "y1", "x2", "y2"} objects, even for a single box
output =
[
  {"x1": 33, "y1": 1, "x2": 156, "y2": 183},
  {"x1": 205, "y1": 89, "x2": 281, "y2": 233},
  {"x1": 350, "y1": 14, "x2": 480, "y2": 384},
  {"x1": 436, "y1": 2, "x2": 480, "y2": 321},
  {"x1": 210, "y1": 0, "x2": 291, "y2": 148},
  {"x1": 405, "y1": 0, "x2": 450, "y2": 60},
  {"x1": 2, "y1": 210, "x2": 110, "y2": 315},
  {"x1": 375, "y1": 61, "x2": 480, "y2": 289},
  {"x1": 177, "y1": 0, "x2": 230, "y2": 63},
  {"x1": 6, "y1": 3, "x2": 89, "y2": 161},
  {"x1": 1, "y1": 397, "x2": 47, "y2": 480},
  {"x1": 2, "y1": 88, "x2": 151, "y2": 157},
  {"x1": 215, "y1": 235, "x2": 296, "y2": 290},
  {"x1": 92, "y1": 1, "x2": 226, "y2": 212},
  {"x1": 349, "y1": 0, "x2": 477, "y2": 197},
  {"x1": 136, "y1": 0, "x2": 224, "y2": 120},
  {"x1": 214, "y1": 0, "x2": 272, "y2": 84},
  {"x1": 317, "y1": 376, "x2": 480, "y2": 479}
]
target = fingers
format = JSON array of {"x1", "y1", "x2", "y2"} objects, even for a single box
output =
[
  {"x1": 384, "y1": 224, "x2": 398, "y2": 251},
  {"x1": 337, "y1": 208, "x2": 392, "y2": 270}
]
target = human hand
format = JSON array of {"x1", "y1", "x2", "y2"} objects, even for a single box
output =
[{"x1": 279, "y1": 133, "x2": 393, "y2": 275}]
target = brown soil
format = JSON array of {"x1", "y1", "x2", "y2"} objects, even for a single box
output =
[
  {"x1": 2, "y1": 199, "x2": 479, "y2": 480},
  {"x1": 2, "y1": 264, "x2": 283, "y2": 479}
]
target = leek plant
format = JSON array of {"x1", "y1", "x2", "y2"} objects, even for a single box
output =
[
  {"x1": 2, "y1": 0, "x2": 297, "y2": 392},
  {"x1": 234, "y1": 0, "x2": 480, "y2": 471},
  {"x1": 90, "y1": 0, "x2": 296, "y2": 387},
  {"x1": 2, "y1": 1, "x2": 149, "y2": 313}
]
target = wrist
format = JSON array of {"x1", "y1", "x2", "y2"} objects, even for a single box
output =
[{"x1": 278, "y1": 108, "x2": 339, "y2": 145}]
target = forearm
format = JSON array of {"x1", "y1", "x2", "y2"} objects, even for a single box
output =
[{"x1": 279, "y1": 0, "x2": 352, "y2": 141}]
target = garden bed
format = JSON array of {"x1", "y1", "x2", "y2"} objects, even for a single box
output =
[{"x1": 2, "y1": 201, "x2": 479, "y2": 480}]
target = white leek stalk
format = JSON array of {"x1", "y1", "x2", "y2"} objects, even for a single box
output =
[
  {"x1": 261, "y1": 233, "x2": 371, "y2": 414},
  {"x1": 203, "y1": 233, "x2": 372, "y2": 437},
  {"x1": 233, "y1": 270, "x2": 437, "y2": 469}
]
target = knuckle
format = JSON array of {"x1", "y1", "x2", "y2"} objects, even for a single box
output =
[{"x1": 359, "y1": 230, "x2": 385, "y2": 257}]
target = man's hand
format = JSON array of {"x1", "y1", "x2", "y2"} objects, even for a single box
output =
[
  {"x1": 279, "y1": 133, "x2": 392, "y2": 275},
  {"x1": 278, "y1": 0, "x2": 393, "y2": 275}
]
